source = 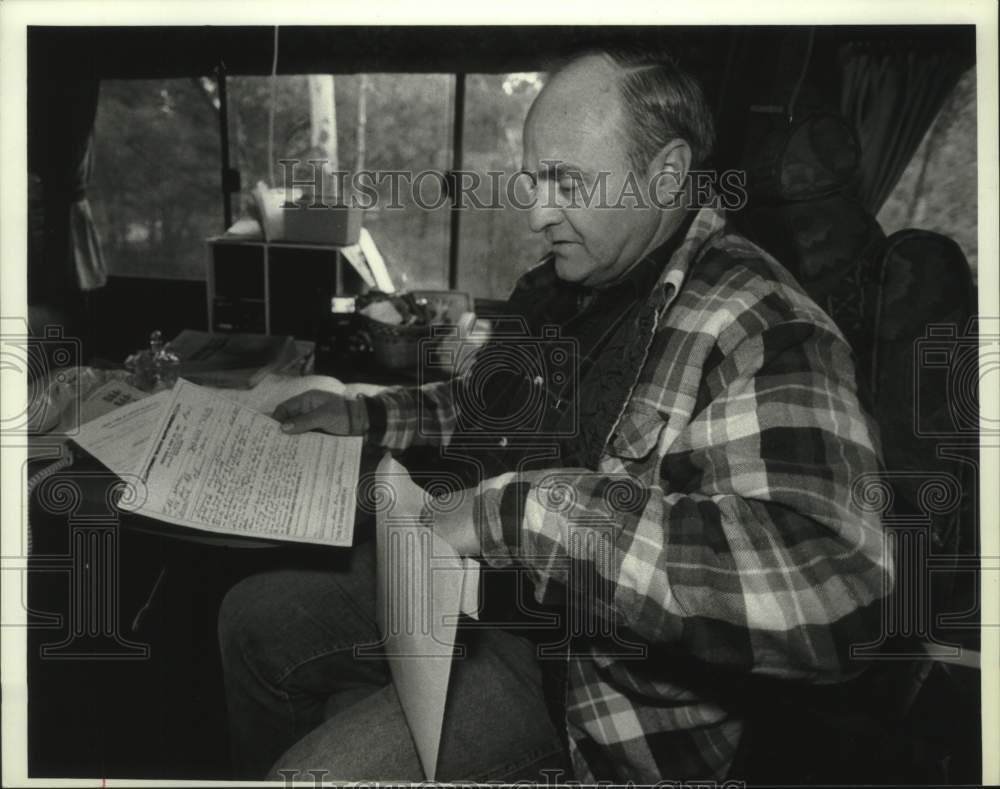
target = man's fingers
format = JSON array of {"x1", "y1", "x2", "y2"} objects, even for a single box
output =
[
  {"x1": 280, "y1": 407, "x2": 326, "y2": 434},
  {"x1": 273, "y1": 391, "x2": 356, "y2": 435},
  {"x1": 272, "y1": 392, "x2": 311, "y2": 422},
  {"x1": 279, "y1": 417, "x2": 314, "y2": 435},
  {"x1": 272, "y1": 390, "x2": 336, "y2": 422},
  {"x1": 279, "y1": 403, "x2": 348, "y2": 435}
]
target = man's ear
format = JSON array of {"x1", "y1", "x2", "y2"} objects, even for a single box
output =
[{"x1": 647, "y1": 139, "x2": 692, "y2": 207}]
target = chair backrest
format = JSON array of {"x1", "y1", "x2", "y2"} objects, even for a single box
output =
[
  {"x1": 731, "y1": 110, "x2": 978, "y2": 782},
  {"x1": 736, "y1": 110, "x2": 976, "y2": 615}
]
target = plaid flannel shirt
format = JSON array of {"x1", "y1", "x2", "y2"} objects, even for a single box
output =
[{"x1": 363, "y1": 205, "x2": 891, "y2": 782}]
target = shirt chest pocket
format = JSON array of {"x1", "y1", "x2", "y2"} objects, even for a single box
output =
[{"x1": 606, "y1": 404, "x2": 672, "y2": 465}]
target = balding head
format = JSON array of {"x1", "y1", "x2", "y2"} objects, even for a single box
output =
[
  {"x1": 541, "y1": 47, "x2": 716, "y2": 172},
  {"x1": 519, "y1": 50, "x2": 701, "y2": 287},
  {"x1": 526, "y1": 53, "x2": 625, "y2": 134}
]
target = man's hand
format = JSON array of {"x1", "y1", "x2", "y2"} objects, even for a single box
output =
[
  {"x1": 273, "y1": 390, "x2": 369, "y2": 436},
  {"x1": 426, "y1": 491, "x2": 480, "y2": 557}
]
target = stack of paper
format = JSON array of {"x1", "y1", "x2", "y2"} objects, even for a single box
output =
[
  {"x1": 169, "y1": 330, "x2": 299, "y2": 390},
  {"x1": 74, "y1": 378, "x2": 362, "y2": 547}
]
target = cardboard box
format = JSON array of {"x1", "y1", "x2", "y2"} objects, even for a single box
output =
[{"x1": 254, "y1": 183, "x2": 363, "y2": 245}]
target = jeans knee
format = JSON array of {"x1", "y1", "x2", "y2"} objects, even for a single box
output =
[{"x1": 218, "y1": 573, "x2": 272, "y2": 665}]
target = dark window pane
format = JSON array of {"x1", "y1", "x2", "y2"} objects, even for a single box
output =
[
  {"x1": 877, "y1": 67, "x2": 977, "y2": 281},
  {"x1": 91, "y1": 79, "x2": 223, "y2": 280},
  {"x1": 457, "y1": 72, "x2": 547, "y2": 300}
]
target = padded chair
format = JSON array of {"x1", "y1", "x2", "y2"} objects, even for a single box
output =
[{"x1": 731, "y1": 110, "x2": 979, "y2": 783}]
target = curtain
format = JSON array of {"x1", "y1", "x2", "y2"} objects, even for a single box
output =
[
  {"x1": 69, "y1": 140, "x2": 107, "y2": 291},
  {"x1": 30, "y1": 75, "x2": 107, "y2": 302},
  {"x1": 839, "y1": 42, "x2": 970, "y2": 214}
]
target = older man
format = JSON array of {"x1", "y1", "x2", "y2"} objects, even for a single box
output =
[{"x1": 219, "y1": 48, "x2": 890, "y2": 783}]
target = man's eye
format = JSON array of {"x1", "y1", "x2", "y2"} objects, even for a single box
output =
[
  {"x1": 558, "y1": 177, "x2": 578, "y2": 193},
  {"x1": 515, "y1": 171, "x2": 539, "y2": 199}
]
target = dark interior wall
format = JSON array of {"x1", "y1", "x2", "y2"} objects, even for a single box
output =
[
  {"x1": 89, "y1": 278, "x2": 208, "y2": 363},
  {"x1": 28, "y1": 25, "x2": 742, "y2": 78},
  {"x1": 25, "y1": 24, "x2": 974, "y2": 77}
]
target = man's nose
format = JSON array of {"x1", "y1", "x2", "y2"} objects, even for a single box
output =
[{"x1": 527, "y1": 192, "x2": 562, "y2": 233}]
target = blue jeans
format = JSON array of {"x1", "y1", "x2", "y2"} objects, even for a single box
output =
[{"x1": 218, "y1": 540, "x2": 569, "y2": 781}]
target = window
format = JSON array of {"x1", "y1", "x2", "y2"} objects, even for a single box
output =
[
  {"x1": 457, "y1": 72, "x2": 547, "y2": 300},
  {"x1": 91, "y1": 71, "x2": 549, "y2": 296},
  {"x1": 228, "y1": 73, "x2": 455, "y2": 291},
  {"x1": 91, "y1": 79, "x2": 223, "y2": 280},
  {"x1": 877, "y1": 67, "x2": 978, "y2": 281}
]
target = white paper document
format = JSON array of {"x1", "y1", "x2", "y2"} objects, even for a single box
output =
[
  {"x1": 373, "y1": 454, "x2": 481, "y2": 780},
  {"x1": 74, "y1": 390, "x2": 171, "y2": 476},
  {"x1": 117, "y1": 379, "x2": 362, "y2": 546}
]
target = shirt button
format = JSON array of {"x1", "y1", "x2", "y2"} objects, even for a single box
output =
[{"x1": 498, "y1": 437, "x2": 508, "y2": 447}]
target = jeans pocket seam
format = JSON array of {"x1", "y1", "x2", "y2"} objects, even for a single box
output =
[
  {"x1": 275, "y1": 641, "x2": 380, "y2": 686},
  {"x1": 470, "y1": 743, "x2": 567, "y2": 783}
]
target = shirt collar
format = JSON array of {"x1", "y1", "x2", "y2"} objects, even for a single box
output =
[
  {"x1": 600, "y1": 203, "x2": 728, "y2": 298},
  {"x1": 651, "y1": 204, "x2": 729, "y2": 297}
]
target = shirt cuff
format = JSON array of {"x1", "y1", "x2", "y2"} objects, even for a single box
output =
[
  {"x1": 475, "y1": 473, "x2": 529, "y2": 566},
  {"x1": 359, "y1": 394, "x2": 386, "y2": 444},
  {"x1": 358, "y1": 387, "x2": 415, "y2": 448}
]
